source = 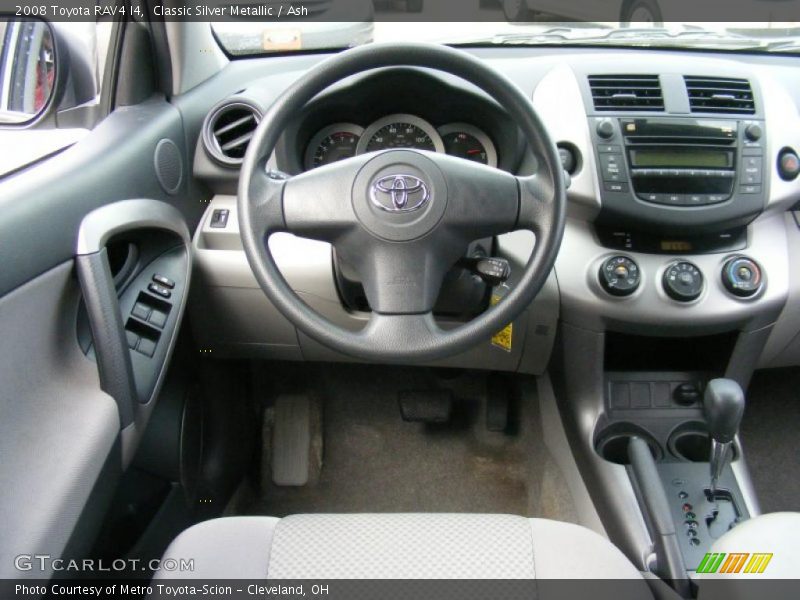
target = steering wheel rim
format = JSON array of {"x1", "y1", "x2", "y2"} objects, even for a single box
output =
[{"x1": 238, "y1": 42, "x2": 566, "y2": 362}]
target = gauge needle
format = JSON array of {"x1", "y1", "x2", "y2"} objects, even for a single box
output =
[{"x1": 467, "y1": 149, "x2": 481, "y2": 155}]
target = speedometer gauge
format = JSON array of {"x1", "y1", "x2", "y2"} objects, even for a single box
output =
[
  {"x1": 357, "y1": 114, "x2": 444, "y2": 155},
  {"x1": 304, "y1": 124, "x2": 363, "y2": 170},
  {"x1": 438, "y1": 123, "x2": 498, "y2": 168}
]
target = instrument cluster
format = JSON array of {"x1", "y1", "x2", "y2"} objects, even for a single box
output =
[{"x1": 304, "y1": 113, "x2": 498, "y2": 171}]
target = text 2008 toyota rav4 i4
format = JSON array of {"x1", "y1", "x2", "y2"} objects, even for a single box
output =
[{"x1": 1, "y1": 2, "x2": 800, "y2": 599}]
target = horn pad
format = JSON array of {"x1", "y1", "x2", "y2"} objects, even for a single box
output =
[{"x1": 352, "y1": 150, "x2": 448, "y2": 242}]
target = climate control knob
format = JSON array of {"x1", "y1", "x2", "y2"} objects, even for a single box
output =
[
  {"x1": 599, "y1": 256, "x2": 641, "y2": 296},
  {"x1": 722, "y1": 256, "x2": 763, "y2": 298},
  {"x1": 663, "y1": 261, "x2": 704, "y2": 302}
]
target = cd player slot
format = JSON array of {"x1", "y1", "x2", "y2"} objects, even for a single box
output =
[{"x1": 625, "y1": 136, "x2": 736, "y2": 145}]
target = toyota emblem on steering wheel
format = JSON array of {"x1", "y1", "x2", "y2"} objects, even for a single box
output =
[{"x1": 369, "y1": 174, "x2": 430, "y2": 212}]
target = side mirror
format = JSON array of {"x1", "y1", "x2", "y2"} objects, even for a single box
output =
[
  {"x1": 0, "y1": 17, "x2": 57, "y2": 124},
  {"x1": 0, "y1": 17, "x2": 98, "y2": 126}
]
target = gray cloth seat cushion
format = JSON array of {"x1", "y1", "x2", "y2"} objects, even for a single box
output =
[{"x1": 155, "y1": 513, "x2": 646, "y2": 581}]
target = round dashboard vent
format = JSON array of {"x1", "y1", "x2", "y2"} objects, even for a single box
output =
[{"x1": 203, "y1": 101, "x2": 262, "y2": 166}]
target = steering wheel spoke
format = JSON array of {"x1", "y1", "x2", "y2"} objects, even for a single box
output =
[
  {"x1": 338, "y1": 240, "x2": 457, "y2": 315},
  {"x1": 244, "y1": 164, "x2": 289, "y2": 236},
  {"x1": 516, "y1": 173, "x2": 560, "y2": 235},
  {"x1": 359, "y1": 312, "x2": 442, "y2": 355},
  {"x1": 434, "y1": 152, "x2": 521, "y2": 240}
]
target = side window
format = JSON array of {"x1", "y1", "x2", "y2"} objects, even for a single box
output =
[{"x1": 0, "y1": 18, "x2": 115, "y2": 127}]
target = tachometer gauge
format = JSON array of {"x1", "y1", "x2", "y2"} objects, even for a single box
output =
[
  {"x1": 438, "y1": 123, "x2": 498, "y2": 168},
  {"x1": 357, "y1": 114, "x2": 444, "y2": 155},
  {"x1": 304, "y1": 124, "x2": 363, "y2": 170}
]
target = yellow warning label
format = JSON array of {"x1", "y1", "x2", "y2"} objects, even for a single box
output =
[{"x1": 490, "y1": 293, "x2": 513, "y2": 352}]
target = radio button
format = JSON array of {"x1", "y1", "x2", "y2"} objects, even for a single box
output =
[
  {"x1": 597, "y1": 144, "x2": 622, "y2": 154},
  {"x1": 638, "y1": 192, "x2": 660, "y2": 203},
  {"x1": 745, "y1": 123, "x2": 763, "y2": 142},
  {"x1": 604, "y1": 182, "x2": 629, "y2": 193},
  {"x1": 707, "y1": 194, "x2": 729, "y2": 203},
  {"x1": 596, "y1": 119, "x2": 616, "y2": 139},
  {"x1": 600, "y1": 154, "x2": 627, "y2": 182},
  {"x1": 740, "y1": 185, "x2": 761, "y2": 194},
  {"x1": 741, "y1": 157, "x2": 762, "y2": 184},
  {"x1": 686, "y1": 194, "x2": 706, "y2": 205},
  {"x1": 664, "y1": 194, "x2": 685, "y2": 205},
  {"x1": 742, "y1": 146, "x2": 764, "y2": 156}
]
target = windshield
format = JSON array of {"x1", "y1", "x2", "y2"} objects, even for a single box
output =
[{"x1": 212, "y1": 20, "x2": 800, "y2": 56}]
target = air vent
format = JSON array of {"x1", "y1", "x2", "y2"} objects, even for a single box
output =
[
  {"x1": 203, "y1": 102, "x2": 261, "y2": 166},
  {"x1": 588, "y1": 75, "x2": 664, "y2": 112},
  {"x1": 684, "y1": 76, "x2": 755, "y2": 115}
]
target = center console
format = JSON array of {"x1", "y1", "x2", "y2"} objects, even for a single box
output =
[{"x1": 550, "y1": 68, "x2": 799, "y2": 593}]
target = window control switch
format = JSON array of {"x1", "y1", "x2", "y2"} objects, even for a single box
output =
[
  {"x1": 126, "y1": 330, "x2": 140, "y2": 350},
  {"x1": 137, "y1": 337, "x2": 156, "y2": 358},
  {"x1": 148, "y1": 283, "x2": 172, "y2": 299},
  {"x1": 132, "y1": 302, "x2": 151, "y2": 320},
  {"x1": 149, "y1": 310, "x2": 168, "y2": 329},
  {"x1": 152, "y1": 274, "x2": 175, "y2": 289}
]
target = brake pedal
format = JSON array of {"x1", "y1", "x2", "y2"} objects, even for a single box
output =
[{"x1": 398, "y1": 390, "x2": 453, "y2": 423}]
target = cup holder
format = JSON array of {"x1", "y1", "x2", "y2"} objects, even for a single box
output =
[
  {"x1": 668, "y1": 422, "x2": 737, "y2": 462},
  {"x1": 670, "y1": 428, "x2": 710, "y2": 462},
  {"x1": 595, "y1": 423, "x2": 663, "y2": 465}
]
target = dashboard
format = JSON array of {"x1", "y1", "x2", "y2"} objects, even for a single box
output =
[{"x1": 187, "y1": 47, "x2": 800, "y2": 373}]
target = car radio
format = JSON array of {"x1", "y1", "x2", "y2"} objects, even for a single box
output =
[{"x1": 591, "y1": 116, "x2": 766, "y2": 234}]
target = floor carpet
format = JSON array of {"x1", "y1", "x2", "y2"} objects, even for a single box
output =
[{"x1": 239, "y1": 363, "x2": 577, "y2": 522}]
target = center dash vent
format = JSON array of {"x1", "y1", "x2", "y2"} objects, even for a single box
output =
[
  {"x1": 588, "y1": 75, "x2": 664, "y2": 112},
  {"x1": 684, "y1": 76, "x2": 755, "y2": 115},
  {"x1": 203, "y1": 101, "x2": 261, "y2": 166}
]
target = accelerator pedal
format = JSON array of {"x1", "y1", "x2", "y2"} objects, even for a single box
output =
[
  {"x1": 398, "y1": 390, "x2": 453, "y2": 423},
  {"x1": 486, "y1": 372, "x2": 512, "y2": 432}
]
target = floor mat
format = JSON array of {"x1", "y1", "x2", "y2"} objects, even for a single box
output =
[
  {"x1": 740, "y1": 367, "x2": 800, "y2": 513},
  {"x1": 241, "y1": 364, "x2": 577, "y2": 522}
]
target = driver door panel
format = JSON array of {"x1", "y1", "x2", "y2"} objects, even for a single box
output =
[{"x1": 0, "y1": 96, "x2": 199, "y2": 577}]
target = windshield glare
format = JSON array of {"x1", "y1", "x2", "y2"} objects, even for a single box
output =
[{"x1": 212, "y1": 21, "x2": 800, "y2": 56}]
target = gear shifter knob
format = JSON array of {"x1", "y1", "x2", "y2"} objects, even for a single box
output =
[{"x1": 704, "y1": 378, "x2": 745, "y2": 444}]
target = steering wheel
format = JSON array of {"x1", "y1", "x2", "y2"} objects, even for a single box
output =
[{"x1": 238, "y1": 43, "x2": 566, "y2": 362}]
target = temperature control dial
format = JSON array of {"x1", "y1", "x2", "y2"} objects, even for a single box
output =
[
  {"x1": 722, "y1": 256, "x2": 763, "y2": 298},
  {"x1": 599, "y1": 256, "x2": 641, "y2": 297},
  {"x1": 663, "y1": 261, "x2": 704, "y2": 302}
]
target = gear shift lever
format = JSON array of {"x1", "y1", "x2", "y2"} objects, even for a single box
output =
[{"x1": 704, "y1": 379, "x2": 745, "y2": 497}]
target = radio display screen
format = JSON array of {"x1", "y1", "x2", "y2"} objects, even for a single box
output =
[{"x1": 630, "y1": 149, "x2": 732, "y2": 169}]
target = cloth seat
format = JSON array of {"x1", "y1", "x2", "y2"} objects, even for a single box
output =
[{"x1": 155, "y1": 513, "x2": 648, "y2": 584}]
